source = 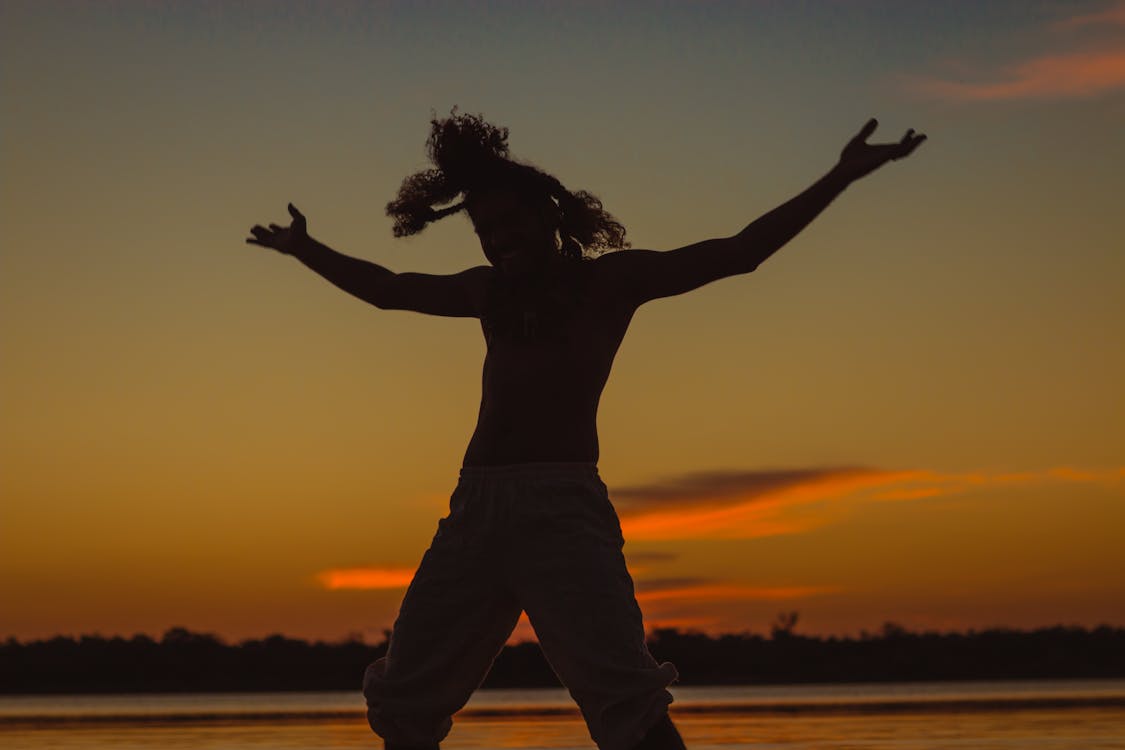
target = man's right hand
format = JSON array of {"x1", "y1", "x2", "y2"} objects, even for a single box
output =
[
  {"x1": 833, "y1": 118, "x2": 926, "y2": 185},
  {"x1": 246, "y1": 203, "x2": 309, "y2": 255}
]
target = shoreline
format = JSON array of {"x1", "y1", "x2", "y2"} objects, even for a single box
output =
[{"x1": 5, "y1": 686, "x2": 1125, "y2": 727}]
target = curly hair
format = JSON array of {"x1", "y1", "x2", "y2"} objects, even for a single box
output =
[{"x1": 385, "y1": 108, "x2": 630, "y2": 260}]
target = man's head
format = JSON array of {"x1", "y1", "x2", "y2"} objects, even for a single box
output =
[
  {"x1": 465, "y1": 187, "x2": 561, "y2": 276},
  {"x1": 385, "y1": 109, "x2": 630, "y2": 260}
]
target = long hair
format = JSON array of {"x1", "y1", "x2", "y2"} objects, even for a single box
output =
[{"x1": 385, "y1": 108, "x2": 630, "y2": 260}]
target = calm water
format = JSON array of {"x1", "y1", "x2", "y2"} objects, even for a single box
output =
[{"x1": 2, "y1": 680, "x2": 1124, "y2": 749}]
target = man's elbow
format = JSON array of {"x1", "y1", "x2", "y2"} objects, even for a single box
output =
[
  {"x1": 724, "y1": 236, "x2": 765, "y2": 275},
  {"x1": 707, "y1": 236, "x2": 757, "y2": 277},
  {"x1": 362, "y1": 272, "x2": 401, "y2": 310}
]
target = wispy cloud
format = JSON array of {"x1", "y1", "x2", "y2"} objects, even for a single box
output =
[
  {"x1": 1052, "y1": 1, "x2": 1125, "y2": 30},
  {"x1": 913, "y1": 50, "x2": 1125, "y2": 101},
  {"x1": 616, "y1": 466, "x2": 914, "y2": 540},
  {"x1": 909, "y1": 1, "x2": 1125, "y2": 101},
  {"x1": 614, "y1": 465, "x2": 1123, "y2": 541},
  {"x1": 613, "y1": 467, "x2": 874, "y2": 509},
  {"x1": 317, "y1": 567, "x2": 415, "y2": 590}
]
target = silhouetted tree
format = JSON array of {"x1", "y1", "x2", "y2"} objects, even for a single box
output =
[
  {"x1": 771, "y1": 611, "x2": 799, "y2": 640},
  {"x1": 3, "y1": 623, "x2": 1124, "y2": 692}
]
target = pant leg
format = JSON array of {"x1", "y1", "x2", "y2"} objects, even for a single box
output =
[
  {"x1": 364, "y1": 480, "x2": 523, "y2": 748},
  {"x1": 507, "y1": 473, "x2": 679, "y2": 750}
]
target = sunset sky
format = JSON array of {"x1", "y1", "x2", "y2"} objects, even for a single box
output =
[{"x1": 2, "y1": 0, "x2": 1123, "y2": 646}]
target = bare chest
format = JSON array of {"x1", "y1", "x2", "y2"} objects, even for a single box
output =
[{"x1": 481, "y1": 298, "x2": 632, "y2": 402}]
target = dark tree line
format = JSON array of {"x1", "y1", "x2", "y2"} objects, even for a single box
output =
[{"x1": 3, "y1": 621, "x2": 1124, "y2": 693}]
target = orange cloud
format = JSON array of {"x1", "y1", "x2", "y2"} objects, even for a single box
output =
[
  {"x1": 318, "y1": 567, "x2": 415, "y2": 590},
  {"x1": 613, "y1": 466, "x2": 876, "y2": 510},
  {"x1": 908, "y1": 2, "x2": 1125, "y2": 101},
  {"x1": 872, "y1": 486, "x2": 945, "y2": 501},
  {"x1": 1048, "y1": 465, "x2": 1125, "y2": 482},
  {"x1": 622, "y1": 509, "x2": 825, "y2": 541},
  {"x1": 617, "y1": 467, "x2": 920, "y2": 540},
  {"x1": 613, "y1": 465, "x2": 1123, "y2": 541},
  {"x1": 913, "y1": 49, "x2": 1125, "y2": 100},
  {"x1": 1052, "y1": 1, "x2": 1125, "y2": 30}
]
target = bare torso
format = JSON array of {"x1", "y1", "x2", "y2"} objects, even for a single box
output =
[{"x1": 462, "y1": 260, "x2": 634, "y2": 466}]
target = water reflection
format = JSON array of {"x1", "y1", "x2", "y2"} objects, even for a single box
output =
[
  {"x1": 3, "y1": 708, "x2": 1125, "y2": 749},
  {"x1": 2, "y1": 682, "x2": 1124, "y2": 750}
]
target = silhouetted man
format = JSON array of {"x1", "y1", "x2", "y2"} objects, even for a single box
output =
[{"x1": 247, "y1": 111, "x2": 925, "y2": 750}]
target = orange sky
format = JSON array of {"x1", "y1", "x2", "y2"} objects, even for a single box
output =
[{"x1": 2, "y1": 1, "x2": 1124, "y2": 644}]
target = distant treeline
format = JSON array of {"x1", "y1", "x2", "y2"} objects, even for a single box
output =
[{"x1": 3, "y1": 622, "x2": 1124, "y2": 693}]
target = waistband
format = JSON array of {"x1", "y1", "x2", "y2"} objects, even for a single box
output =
[{"x1": 459, "y1": 461, "x2": 600, "y2": 481}]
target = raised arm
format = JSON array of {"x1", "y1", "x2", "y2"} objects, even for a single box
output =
[
  {"x1": 598, "y1": 118, "x2": 926, "y2": 306},
  {"x1": 247, "y1": 203, "x2": 489, "y2": 317}
]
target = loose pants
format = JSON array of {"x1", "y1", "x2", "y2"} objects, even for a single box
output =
[{"x1": 363, "y1": 462, "x2": 679, "y2": 750}]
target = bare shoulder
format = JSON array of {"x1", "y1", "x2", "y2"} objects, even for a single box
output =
[
  {"x1": 589, "y1": 248, "x2": 659, "y2": 271},
  {"x1": 587, "y1": 237, "x2": 748, "y2": 305},
  {"x1": 587, "y1": 248, "x2": 662, "y2": 305},
  {"x1": 459, "y1": 263, "x2": 494, "y2": 287}
]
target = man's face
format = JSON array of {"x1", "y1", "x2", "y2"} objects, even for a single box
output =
[{"x1": 467, "y1": 189, "x2": 558, "y2": 275}]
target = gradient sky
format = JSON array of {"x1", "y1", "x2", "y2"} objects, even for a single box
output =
[{"x1": 2, "y1": 0, "x2": 1123, "y2": 645}]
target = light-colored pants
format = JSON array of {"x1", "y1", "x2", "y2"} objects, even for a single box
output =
[{"x1": 363, "y1": 462, "x2": 679, "y2": 750}]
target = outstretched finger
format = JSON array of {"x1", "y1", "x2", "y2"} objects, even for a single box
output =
[
  {"x1": 288, "y1": 203, "x2": 304, "y2": 221},
  {"x1": 900, "y1": 128, "x2": 915, "y2": 144},
  {"x1": 893, "y1": 133, "x2": 926, "y2": 160},
  {"x1": 852, "y1": 117, "x2": 878, "y2": 145}
]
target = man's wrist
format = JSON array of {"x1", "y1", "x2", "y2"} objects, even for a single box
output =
[
  {"x1": 824, "y1": 163, "x2": 854, "y2": 191},
  {"x1": 290, "y1": 234, "x2": 319, "y2": 259}
]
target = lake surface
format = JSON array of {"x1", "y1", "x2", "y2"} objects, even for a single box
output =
[{"x1": 2, "y1": 679, "x2": 1124, "y2": 749}]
